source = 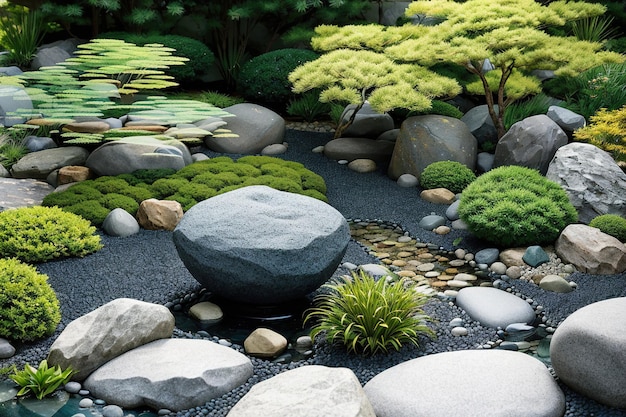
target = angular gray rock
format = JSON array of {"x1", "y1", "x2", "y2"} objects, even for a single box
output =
[
  {"x1": 550, "y1": 297, "x2": 626, "y2": 409},
  {"x1": 388, "y1": 115, "x2": 477, "y2": 181},
  {"x1": 102, "y1": 208, "x2": 140, "y2": 237},
  {"x1": 364, "y1": 350, "x2": 565, "y2": 417},
  {"x1": 455, "y1": 287, "x2": 536, "y2": 329},
  {"x1": 227, "y1": 365, "x2": 375, "y2": 417},
  {"x1": 546, "y1": 105, "x2": 585, "y2": 134},
  {"x1": 205, "y1": 103, "x2": 284, "y2": 154},
  {"x1": 85, "y1": 136, "x2": 192, "y2": 176},
  {"x1": 460, "y1": 104, "x2": 498, "y2": 149},
  {"x1": 546, "y1": 142, "x2": 626, "y2": 224},
  {"x1": 84, "y1": 338, "x2": 253, "y2": 411},
  {"x1": 339, "y1": 102, "x2": 394, "y2": 138},
  {"x1": 555, "y1": 224, "x2": 626, "y2": 274},
  {"x1": 173, "y1": 185, "x2": 350, "y2": 304},
  {"x1": 0, "y1": 85, "x2": 32, "y2": 126},
  {"x1": 323, "y1": 137, "x2": 395, "y2": 163},
  {"x1": 493, "y1": 115, "x2": 567, "y2": 174},
  {"x1": 10, "y1": 147, "x2": 90, "y2": 179},
  {"x1": 48, "y1": 298, "x2": 175, "y2": 381}
]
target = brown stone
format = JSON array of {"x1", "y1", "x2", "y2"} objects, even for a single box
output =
[
  {"x1": 136, "y1": 199, "x2": 183, "y2": 231},
  {"x1": 555, "y1": 224, "x2": 626, "y2": 274},
  {"x1": 119, "y1": 125, "x2": 168, "y2": 133},
  {"x1": 499, "y1": 248, "x2": 527, "y2": 267},
  {"x1": 420, "y1": 188, "x2": 456, "y2": 204},
  {"x1": 243, "y1": 328, "x2": 287, "y2": 359},
  {"x1": 348, "y1": 158, "x2": 378, "y2": 173},
  {"x1": 64, "y1": 121, "x2": 111, "y2": 134},
  {"x1": 57, "y1": 165, "x2": 92, "y2": 185}
]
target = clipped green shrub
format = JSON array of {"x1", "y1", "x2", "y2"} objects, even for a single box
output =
[
  {"x1": 151, "y1": 178, "x2": 190, "y2": 199},
  {"x1": 394, "y1": 100, "x2": 464, "y2": 120},
  {"x1": 238, "y1": 48, "x2": 319, "y2": 107},
  {"x1": 589, "y1": 214, "x2": 626, "y2": 242},
  {"x1": 92, "y1": 177, "x2": 131, "y2": 194},
  {"x1": 305, "y1": 270, "x2": 435, "y2": 356},
  {"x1": 0, "y1": 258, "x2": 61, "y2": 342},
  {"x1": 120, "y1": 168, "x2": 177, "y2": 185},
  {"x1": 100, "y1": 193, "x2": 139, "y2": 215},
  {"x1": 63, "y1": 201, "x2": 111, "y2": 227},
  {"x1": 420, "y1": 161, "x2": 476, "y2": 194},
  {"x1": 0, "y1": 206, "x2": 102, "y2": 263},
  {"x1": 458, "y1": 166, "x2": 578, "y2": 247}
]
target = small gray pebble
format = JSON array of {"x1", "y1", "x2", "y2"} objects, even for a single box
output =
[
  {"x1": 102, "y1": 405, "x2": 124, "y2": 417},
  {"x1": 64, "y1": 381, "x2": 81, "y2": 394},
  {"x1": 78, "y1": 398, "x2": 93, "y2": 408}
]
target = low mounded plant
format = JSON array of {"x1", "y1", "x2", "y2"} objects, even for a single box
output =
[
  {"x1": 458, "y1": 166, "x2": 578, "y2": 247},
  {"x1": 420, "y1": 161, "x2": 476, "y2": 194},
  {"x1": 0, "y1": 206, "x2": 103, "y2": 263},
  {"x1": 9, "y1": 359, "x2": 74, "y2": 399},
  {"x1": 0, "y1": 258, "x2": 61, "y2": 342},
  {"x1": 287, "y1": 90, "x2": 332, "y2": 122},
  {"x1": 305, "y1": 270, "x2": 435, "y2": 356},
  {"x1": 589, "y1": 214, "x2": 626, "y2": 242},
  {"x1": 573, "y1": 106, "x2": 626, "y2": 163}
]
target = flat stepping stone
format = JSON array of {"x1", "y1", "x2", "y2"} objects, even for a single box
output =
[
  {"x1": 455, "y1": 287, "x2": 535, "y2": 329},
  {"x1": 0, "y1": 178, "x2": 54, "y2": 211},
  {"x1": 364, "y1": 350, "x2": 564, "y2": 417}
]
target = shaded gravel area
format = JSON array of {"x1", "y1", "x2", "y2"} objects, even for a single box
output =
[{"x1": 3, "y1": 129, "x2": 626, "y2": 417}]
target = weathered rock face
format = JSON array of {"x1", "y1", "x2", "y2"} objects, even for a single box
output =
[
  {"x1": 339, "y1": 102, "x2": 395, "y2": 138},
  {"x1": 550, "y1": 297, "x2": 626, "y2": 409},
  {"x1": 546, "y1": 142, "x2": 626, "y2": 224},
  {"x1": 546, "y1": 105, "x2": 586, "y2": 134},
  {"x1": 136, "y1": 199, "x2": 183, "y2": 231},
  {"x1": 84, "y1": 338, "x2": 253, "y2": 411},
  {"x1": 388, "y1": 115, "x2": 477, "y2": 181},
  {"x1": 226, "y1": 365, "x2": 375, "y2": 417},
  {"x1": 173, "y1": 185, "x2": 350, "y2": 305},
  {"x1": 11, "y1": 147, "x2": 90, "y2": 179},
  {"x1": 555, "y1": 224, "x2": 626, "y2": 274},
  {"x1": 493, "y1": 115, "x2": 567, "y2": 175},
  {"x1": 47, "y1": 298, "x2": 175, "y2": 381},
  {"x1": 364, "y1": 350, "x2": 565, "y2": 417},
  {"x1": 57, "y1": 165, "x2": 92, "y2": 184},
  {"x1": 323, "y1": 137, "x2": 395, "y2": 163},
  {"x1": 85, "y1": 136, "x2": 192, "y2": 176},
  {"x1": 204, "y1": 103, "x2": 284, "y2": 154}
]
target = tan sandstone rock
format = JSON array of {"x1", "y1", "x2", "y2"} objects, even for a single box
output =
[
  {"x1": 555, "y1": 224, "x2": 626, "y2": 274},
  {"x1": 136, "y1": 199, "x2": 183, "y2": 231},
  {"x1": 57, "y1": 165, "x2": 92, "y2": 184},
  {"x1": 420, "y1": 188, "x2": 456, "y2": 204},
  {"x1": 244, "y1": 328, "x2": 287, "y2": 359}
]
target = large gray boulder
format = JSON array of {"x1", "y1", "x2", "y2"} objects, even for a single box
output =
[
  {"x1": 227, "y1": 365, "x2": 375, "y2": 417},
  {"x1": 85, "y1": 136, "x2": 192, "y2": 176},
  {"x1": 48, "y1": 298, "x2": 175, "y2": 381},
  {"x1": 388, "y1": 115, "x2": 477, "y2": 181},
  {"x1": 204, "y1": 103, "x2": 284, "y2": 154},
  {"x1": 455, "y1": 287, "x2": 536, "y2": 329},
  {"x1": 173, "y1": 185, "x2": 350, "y2": 304},
  {"x1": 364, "y1": 350, "x2": 565, "y2": 417},
  {"x1": 0, "y1": 178, "x2": 54, "y2": 211},
  {"x1": 11, "y1": 147, "x2": 89, "y2": 179},
  {"x1": 339, "y1": 102, "x2": 394, "y2": 138},
  {"x1": 546, "y1": 142, "x2": 626, "y2": 224},
  {"x1": 555, "y1": 224, "x2": 626, "y2": 274},
  {"x1": 460, "y1": 104, "x2": 498, "y2": 150},
  {"x1": 493, "y1": 114, "x2": 567, "y2": 174},
  {"x1": 550, "y1": 297, "x2": 626, "y2": 409},
  {"x1": 0, "y1": 86, "x2": 33, "y2": 126},
  {"x1": 84, "y1": 338, "x2": 253, "y2": 411},
  {"x1": 323, "y1": 137, "x2": 395, "y2": 163}
]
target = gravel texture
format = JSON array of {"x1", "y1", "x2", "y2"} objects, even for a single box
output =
[{"x1": 3, "y1": 129, "x2": 626, "y2": 417}]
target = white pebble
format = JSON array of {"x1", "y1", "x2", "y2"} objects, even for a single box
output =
[
  {"x1": 79, "y1": 398, "x2": 93, "y2": 408},
  {"x1": 451, "y1": 326, "x2": 468, "y2": 336}
]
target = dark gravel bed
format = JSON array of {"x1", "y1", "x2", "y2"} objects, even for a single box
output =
[{"x1": 2, "y1": 129, "x2": 625, "y2": 417}]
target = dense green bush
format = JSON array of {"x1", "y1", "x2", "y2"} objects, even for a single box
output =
[
  {"x1": 238, "y1": 48, "x2": 319, "y2": 108},
  {"x1": 0, "y1": 206, "x2": 102, "y2": 263},
  {"x1": 305, "y1": 270, "x2": 435, "y2": 356},
  {"x1": 420, "y1": 161, "x2": 476, "y2": 194},
  {"x1": 0, "y1": 258, "x2": 61, "y2": 342},
  {"x1": 458, "y1": 166, "x2": 578, "y2": 247},
  {"x1": 98, "y1": 32, "x2": 215, "y2": 86},
  {"x1": 589, "y1": 214, "x2": 626, "y2": 242},
  {"x1": 393, "y1": 100, "x2": 464, "y2": 120}
]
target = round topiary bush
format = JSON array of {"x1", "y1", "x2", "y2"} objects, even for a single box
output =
[
  {"x1": 0, "y1": 206, "x2": 103, "y2": 263},
  {"x1": 420, "y1": 160, "x2": 476, "y2": 194},
  {"x1": 237, "y1": 48, "x2": 319, "y2": 107},
  {"x1": 589, "y1": 214, "x2": 626, "y2": 242},
  {"x1": 458, "y1": 166, "x2": 578, "y2": 247},
  {"x1": 0, "y1": 258, "x2": 62, "y2": 341}
]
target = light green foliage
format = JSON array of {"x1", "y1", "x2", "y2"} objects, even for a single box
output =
[
  {"x1": 10, "y1": 360, "x2": 74, "y2": 399},
  {"x1": 504, "y1": 93, "x2": 554, "y2": 130},
  {"x1": 166, "y1": 91, "x2": 245, "y2": 109},
  {"x1": 420, "y1": 161, "x2": 476, "y2": 194},
  {"x1": 458, "y1": 166, "x2": 578, "y2": 247},
  {"x1": 573, "y1": 105, "x2": 626, "y2": 162},
  {"x1": 0, "y1": 206, "x2": 102, "y2": 262},
  {"x1": 305, "y1": 269, "x2": 435, "y2": 356},
  {"x1": 0, "y1": 9, "x2": 46, "y2": 68},
  {"x1": 0, "y1": 126, "x2": 31, "y2": 169},
  {"x1": 589, "y1": 214, "x2": 626, "y2": 242},
  {"x1": 0, "y1": 259, "x2": 61, "y2": 342}
]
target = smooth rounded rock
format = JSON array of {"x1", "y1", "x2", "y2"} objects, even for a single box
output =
[
  {"x1": 539, "y1": 275, "x2": 574, "y2": 293},
  {"x1": 456, "y1": 287, "x2": 536, "y2": 329},
  {"x1": 474, "y1": 248, "x2": 499, "y2": 265},
  {"x1": 102, "y1": 208, "x2": 140, "y2": 237},
  {"x1": 397, "y1": 173, "x2": 418, "y2": 188},
  {"x1": 418, "y1": 215, "x2": 446, "y2": 230},
  {"x1": 0, "y1": 338, "x2": 15, "y2": 359}
]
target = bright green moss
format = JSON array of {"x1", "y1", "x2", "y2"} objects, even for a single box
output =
[
  {"x1": 420, "y1": 160, "x2": 476, "y2": 194},
  {"x1": 589, "y1": 214, "x2": 626, "y2": 242}
]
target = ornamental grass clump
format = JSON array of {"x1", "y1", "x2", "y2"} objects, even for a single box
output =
[
  {"x1": 305, "y1": 270, "x2": 435, "y2": 356},
  {"x1": 420, "y1": 161, "x2": 476, "y2": 194},
  {"x1": 458, "y1": 166, "x2": 578, "y2": 247}
]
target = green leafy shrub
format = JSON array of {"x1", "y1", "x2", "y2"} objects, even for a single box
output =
[
  {"x1": 287, "y1": 90, "x2": 331, "y2": 122},
  {"x1": 458, "y1": 166, "x2": 578, "y2": 247},
  {"x1": 0, "y1": 206, "x2": 102, "y2": 262},
  {"x1": 394, "y1": 100, "x2": 463, "y2": 120},
  {"x1": 92, "y1": 177, "x2": 131, "y2": 194},
  {"x1": 420, "y1": 161, "x2": 476, "y2": 194},
  {"x1": 151, "y1": 178, "x2": 190, "y2": 199},
  {"x1": 100, "y1": 193, "x2": 139, "y2": 215},
  {"x1": 573, "y1": 106, "x2": 626, "y2": 162},
  {"x1": 9, "y1": 360, "x2": 74, "y2": 399},
  {"x1": 305, "y1": 270, "x2": 435, "y2": 356},
  {"x1": 589, "y1": 214, "x2": 626, "y2": 242},
  {"x1": 0, "y1": 258, "x2": 61, "y2": 342},
  {"x1": 119, "y1": 168, "x2": 177, "y2": 185},
  {"x1": 62, "y1": 201, "x2": 111, "y2": 228},
  {"x1": 238, "y1": 48, "x2": 319, "y2": 108},
  {"x1": 503, "y1": 93, "x2": 554, "y2": 130}
]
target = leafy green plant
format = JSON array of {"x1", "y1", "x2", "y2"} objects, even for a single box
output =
[
  {"x1": 0, "y1": 9, "x2": 46, "y2": 68},
  {"x1": 504, "y1": 94, "x2": 554, "y2": 130},
  {"x1": 570, "y1": 15, "x2": 620, "y2": 42},
  {"x1": 420, "y1": 160, "x2": 476, "y2": 194},
  {"x1": 458, "y1": 166, "x2": 578, "y2": 247},
  {"x1": 573, "y1": 105, "x2": 626, "y2": 162},
  {"x1": 9, "y1": 360, "x2": 74, "y2": 400},
  {"x1": 305, "y1": 269, "x2": 435, "y2": 356},
  {"x1": 0, "y1": 126, "x2": 32, "y2": 169},
  {"x1": 0, "y1": 258, "x2": 61, "y2": 342},
  {"x1": 0, "y1": 206, "x2": 102, "y2": 263},
  {"x1": 287, "y1": 90, "x2": 331, "y2": 122},
  {"x1": 589, "y1": 214, "x2": 626, "y2": 242}
]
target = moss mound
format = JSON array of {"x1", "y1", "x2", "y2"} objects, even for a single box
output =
[
  {"x1": 589, "y1": 214, "x2": 626, "y2": 242},
  {"x1": 420, "y1": 160, "x2": 476, "y2": 194}
]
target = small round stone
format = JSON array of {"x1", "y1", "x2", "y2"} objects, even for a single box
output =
[
  {"x1": 451, "y1": 326, "x2": 468, "y2": 336},
  {"x1": 78, "y1": 398, "x2": 93, "y2": 408},
  {"x1": 64, "y1": 381, "x2": 82, "y2": 394},
  {"x1": 102, "y1": 405, "x2": 124, "y2": 417}
]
